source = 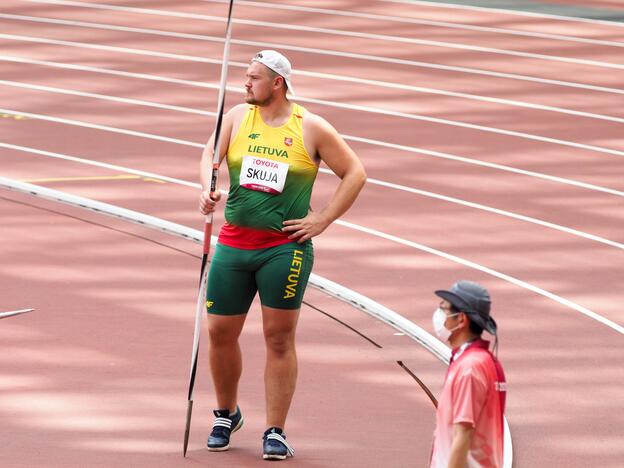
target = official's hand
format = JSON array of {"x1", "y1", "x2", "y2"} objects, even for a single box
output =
[
  {"x1": 199, "y1": 190, "x2": 221, "y2": 215},
  {"x1": 282, "y1": 212, "x2": 330, "y2": 243}
]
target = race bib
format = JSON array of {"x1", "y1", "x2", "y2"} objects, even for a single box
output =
[{"x1": 240, "y1": 156, "x2": 289, "y2": 194}]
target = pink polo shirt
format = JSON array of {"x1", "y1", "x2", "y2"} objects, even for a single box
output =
[{"x1": 430, "y1": 339, "x2": 506, "y2": 468}]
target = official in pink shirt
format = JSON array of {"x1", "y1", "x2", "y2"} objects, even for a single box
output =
[{"x1": 430, "y1": 281, "x2": 507, "y2": 468}]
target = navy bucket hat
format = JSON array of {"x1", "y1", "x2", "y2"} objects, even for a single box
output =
[{"x1": 435, "y1": 280, "x2": 497, "y2": 335}]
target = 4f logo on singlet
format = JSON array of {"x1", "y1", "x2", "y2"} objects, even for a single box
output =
[{"x1": 248, "y1": 133, "x2": 261, "y2": 139}]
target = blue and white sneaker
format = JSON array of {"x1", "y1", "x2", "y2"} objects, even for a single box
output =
[
  {"x1": 262, "y1": 427, "x2": 294, "y2": 460},
  {"x1": 207, "y1": 406, "x2": 243, "y2": 451}
]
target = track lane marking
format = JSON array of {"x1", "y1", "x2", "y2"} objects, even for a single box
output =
[
  {"x1": 381, "y1": 0, "x2": 624, "y2": 28},
  {"x1": 3, "y1": 33, "x2": 623, "y2": 96},
  {"x1": 333, "y1": 219, "x2": 624, "y2": 335},
  {"x1": 0, "y1": 80, "x2": 210, "y2": 116},
  {"x1": 204, "y1": 0, "x2": 624, "y2": 47},
  {"x1": 4, "y1": 55, "x2": 624, "y2": 124},
  {"x1": 21, "y1": 174, "x2": 165, "y2": 184},
  {"x1": 14, "y1": 3, "x2": 624, "y2": 69},
  {"x1": 0, "y1": 176, "x2": 515, "y2": 467},
  {"x1": 1, "y1": 143, "x2": 200, "y2": 188},
  {"x1": 3, "y1": 78, "x2": 624, "y2": 158},
  {"x1": 22, "y1": 174, "x2": 142, "y2": 183},
  {"x1": 3, "y1": 142, "x2": 622, "y2": 250},
  {"x1": 1, "y1": 108, "x2": 621, "y2": 198},
  {"x1": 340, "y1": 134, "x2": 624, "y2": 197},
  {"x1": 2, "y1": 175, "x2": 621, "y2": 336}
]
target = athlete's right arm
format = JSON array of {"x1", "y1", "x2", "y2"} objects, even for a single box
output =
[{"x1": 199, "y1": 104, "x2": 246, "y2": 215}]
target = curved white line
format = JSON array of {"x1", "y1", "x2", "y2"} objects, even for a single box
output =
[
  {"x1": 0, "y1": 175, "x2": 516, "y2": 466},
  {"x1": 279, "y1": 68, "x2": 624, "y2": 124},
  {"x1": 341, "y1": 134, "x2": 624, "y2": 197},
  {"x1": 318, "y1": 167, "x2": 624, "y2": 250},
  {"x1": 382, "y1": 0, "x2": 624, "y2": 28},
  {"x1": 4, "y1": 55, "x2": 624, "y2": 126},
  {"x1": 4, "y1": 141, "x2": 621, "y2": 250},
  {"x1": 3, "y1": 33, "x2": 624, "y2": 96},
  {"x1": 299, "y1": 94, "x2": 624, "y2": 158},
  {"x1": 0, "y1": 177, "x2": 513, "y2": 467},
  {"x1": 334, "y1": 219, "x2": 624, "y2": 334},
  {"x1": 2, "y1": 175, "x2": 621, "y2": 337},
  {"x1": 16, "y1": 2, "x2": 624, "y2": 70},
  {"x1": 2, "y1": 107, "x2": 621, "y2": 199},
  {"x1": 203, "y1": 0, "x2": 624, "y2": 48},
  {"x1": 4, "y1": 78, "x2": 623, "y2": 159}
]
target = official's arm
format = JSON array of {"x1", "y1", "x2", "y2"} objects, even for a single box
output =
[{"x1": 448, "y1": 422, "x2": 474, "y2": 468}]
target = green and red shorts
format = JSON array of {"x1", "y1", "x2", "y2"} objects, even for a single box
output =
[{"x1": 206, "y1": 241, "x2": 314, "y2": 315}]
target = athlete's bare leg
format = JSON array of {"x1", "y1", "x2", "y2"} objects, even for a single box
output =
[
  {"x1": 262, "y1": 306, "x2": 300, "y2": 429},
  {"x1": 208, "y1": 313, "x2": 248, "y2": 412}
]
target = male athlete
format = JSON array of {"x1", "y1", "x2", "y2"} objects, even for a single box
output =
[
  {"x1": 430, "y1": 281, "x2": 507, "y2": 468},
  {"x1": 199, "y1": 50, "x2": 366, "y2": 460}
]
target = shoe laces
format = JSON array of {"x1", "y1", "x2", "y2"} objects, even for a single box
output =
[
  {"x1": 265, "y1": 432, "x2": 295, "y2": 456},
  {"x1": 211, "y1": 415, "x2": 233, "y2": 438}
]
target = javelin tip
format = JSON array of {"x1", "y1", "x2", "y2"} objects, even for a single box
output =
[{"x1": 0, "y1": 308, "x2": 35, "y2": 320}]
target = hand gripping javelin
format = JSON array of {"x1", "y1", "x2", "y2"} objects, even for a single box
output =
[{"x1": 183, "y1": 0, "x2": 235, "y2": 457}]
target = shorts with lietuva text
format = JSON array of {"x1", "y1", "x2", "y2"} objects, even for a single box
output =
[{"x1": 206, "y1": 241, "x2": 314, "y2": 315}]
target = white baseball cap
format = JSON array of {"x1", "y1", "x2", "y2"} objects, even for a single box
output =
[{"x1": 251, "y1": 50, "x2": 295, "y2": 95}]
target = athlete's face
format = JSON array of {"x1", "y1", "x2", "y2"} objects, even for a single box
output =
[{"x1": 244, "y1": 62, "x2": 282, "y2": 106}]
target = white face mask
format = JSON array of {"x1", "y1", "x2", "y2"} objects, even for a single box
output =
[{"x1": 432, "y1": 308, "x2": 459, "y2": 342}]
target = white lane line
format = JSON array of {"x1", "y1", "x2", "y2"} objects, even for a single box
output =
[
  {"x1": 0, "y1": 143, "x2": 199, "y2": 188},
  {"x1": 5, "y1": 141, "x2": 622, "y2": 249},
  {"x1": 5, "y1": 12, "x2": 624, "y2": 73},
  {"x1": 333, "y1": 219, "x2": 624, "y2": 335},
  {"x1": 298, "y1": 95, "x2": 624, "y2": 158},
  {"x1": 382, "y1": 0, "x2": 624, "y2": 28},
  {"x1": 0, "y1": 80, "x2": 212, "y2": 116},
  {"x1": 3, "y1": 33, "x2": 624, "y2": 96},
  {"x1": 341, "y1": 134, "x2": 624, "y2": 198},
  {"x1": 2, "y1": 107, "x2": 621, "y2": 198},
  {"x1": 205, "y1": 0, "x2": 624, "y2": 48},
  {"x1": 4, "y1": 142, "x2": 624, "y2": 250},
  {"x1": 17, "y1": 2, "x2": 624, "y2": 69},
  {"x1": 3, "y1": 55, "x2": 623, "y2": 124},
  {"x1": 4, "y1": 77, "x2": 623, "y2": 159},
  {"x1": 0, "y1": 108, "x2": 203, "y2": 148},
  {"x1": 320, "y1": 168, "x2": 624, "y2": 250},
  {"x1": 2, "y1": 175, "x2": 621, "y2": 337}
]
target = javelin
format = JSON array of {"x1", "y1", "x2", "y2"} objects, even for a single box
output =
[
  {"x1": 183, "y1": 0, "x2": 235, "y2": 457},
  {"x1": 0, "y1": 308, "x2": 34, "y2": 320}
]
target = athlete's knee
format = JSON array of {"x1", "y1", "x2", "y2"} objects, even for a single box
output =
[
  {"x1": 208, "y1": 317, "x2": 244, "y2": 346},
  {"x1": 264, "y1": 328, "x2": 296, "y2": 355}
]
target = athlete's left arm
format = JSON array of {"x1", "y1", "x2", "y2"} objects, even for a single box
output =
[{"x1": 282, "y1": 114, "x2": 366, "y2": 243}]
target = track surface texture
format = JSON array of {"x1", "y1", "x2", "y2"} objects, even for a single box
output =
[{"x1": 1, "y1": 1, "x2": 623, "y2": 467}]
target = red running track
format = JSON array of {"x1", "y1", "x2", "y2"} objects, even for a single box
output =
[{"x1": 1, "y1": 1, "x2": 623, "y2": 467}]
